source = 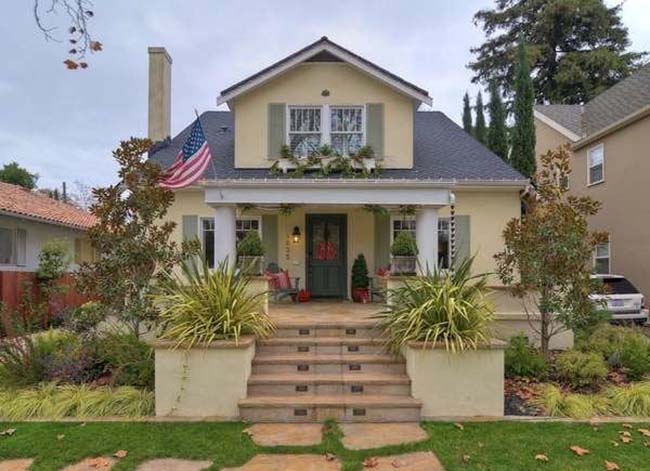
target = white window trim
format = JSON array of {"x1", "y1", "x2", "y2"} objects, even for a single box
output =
[
  {"x1": 235, "y1": 216, "x2": 263, "y2": 239},
  {"x1": 389, "y1": 216, "x2": 451, "y2": 266},
  {"x1": 0, "y1": 227, "x2": 27, "y2": 267},
  {"x1": 593, "y1": 238, "x2": 611, "y2": 275},
  {"x1": 285, "y1": 104, "x2": 366, "y2": 155},
  {"x1": 587, "y1": 143, "x2": 605, "y2": 186}
]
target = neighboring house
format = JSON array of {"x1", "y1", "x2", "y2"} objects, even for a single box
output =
[
  {"x1": 0, "y1": 181, "x2": 96, "y2": 272},
  {"x1": 149, "y1": 37, "x2": 527, "y2": 298},
  {"x1": 534, "y1": 64, "x2": 650, "y2": 297}
]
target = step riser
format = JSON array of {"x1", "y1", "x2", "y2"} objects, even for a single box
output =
[
  {"x1": 256, "y1": 344, "x2": 386, "y2": 355},
  {"x1": 274, "y1": 327, "x2": 380, "y2": 338},
  {"x1": 247, "y1": 383, "x2": 411, "y2": 396},
  {"x1": 240, "y1": 406, "x2": 421, "y2": 423},
  {"x1": 252, "y1": 363, "x2": 406, "y2": 375}
]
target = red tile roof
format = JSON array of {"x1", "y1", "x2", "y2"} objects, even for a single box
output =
[{"x1": 0, "y1": 182, "x2": 97, "y2": 230}]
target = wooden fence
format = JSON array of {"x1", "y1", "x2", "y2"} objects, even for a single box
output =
[{"x1": 0, "y1": 270, "x2": 89, "y2": 333}]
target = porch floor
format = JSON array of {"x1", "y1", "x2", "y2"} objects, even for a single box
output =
[{"x1": 268, "y1": 301, "x2": 382, "y2": 326}]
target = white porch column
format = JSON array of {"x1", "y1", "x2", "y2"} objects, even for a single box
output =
[
  {"x1": 416, "y1": 206, "x2": 438, "y2": 275},
  {"x1": 214, "y1": 205, "x2": 237, "y2": 267}
]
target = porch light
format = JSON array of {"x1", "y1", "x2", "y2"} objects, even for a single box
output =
[{"x1": 292, "y1": 226, "x2": 301, "y2": 243}]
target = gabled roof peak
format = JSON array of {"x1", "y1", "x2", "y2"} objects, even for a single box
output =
[{"x1": 217, "y1": 37, "x2": 431, "y2": 107}]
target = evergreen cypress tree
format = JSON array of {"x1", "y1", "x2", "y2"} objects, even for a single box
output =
[
  {"x1": 474, "y1": 91, "x2": 487, "y2": 145},
  {"x1": 487, "y1": 81, "x2": 509, "y2": 161},
  {"x1": 462, "y1": 92, "x2": 473, "y2": 134},
  {"x1": 511, "y1": 39, "x2": 536, "y2": 178}
]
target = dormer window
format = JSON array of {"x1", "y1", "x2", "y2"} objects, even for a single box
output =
[
  {"x1": 289, "y1": 106, "x2": 322, "y2": 156},
  {"x1": 287, "y1": 105, "x2": 365, "y2": 157}
]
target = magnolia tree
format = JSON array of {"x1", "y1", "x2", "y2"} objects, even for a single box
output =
[
  {"x1": 76, "y1": 138, "x2": 198, "y2": 336},
  {"x1": 495, "y1": 146, "x2": 607, "y2": 356}
]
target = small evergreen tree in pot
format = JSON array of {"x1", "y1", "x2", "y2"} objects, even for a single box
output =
[
  {"x1": 391, "y1": 231, "x2": 418, "y2": 275},
  {"x1": 351, "y1": 254, "x2": 370, "y2": 303},
  {"x1": 236, "y1": 231, "x2": 265, "y2": 275}
]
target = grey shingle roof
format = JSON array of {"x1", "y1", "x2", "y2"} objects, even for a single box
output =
[
  {"x1": 535, "y1": 63, "x2": 650, "y2": 139},
  {"x1": 149, "y1": 111, "x2": 526, "y2": 183},
  {"x1": 533, "y1": 104, "x2": 584, "y2": 137},
  {"x1": 583, "y1": 63, "x2": 650, "y2": 135}
]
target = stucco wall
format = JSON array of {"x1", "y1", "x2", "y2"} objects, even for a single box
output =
[
  {"x1": 570, "y1": 116, "x2": 650, "y2": 297},
  {"x1": 232, "y1": 63, "x2": 414, "y2": 169},
  {"x1": 0, "y1": 214, "x2": 91, "y2": 272},
  {"x1": 534, "y1": 119, "x2": 572, "y2": 161}
]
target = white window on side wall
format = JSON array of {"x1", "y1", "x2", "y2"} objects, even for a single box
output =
[
  {"x1": 235, "y1": 217, "x2": 261, "y2": 242},
  {"x1": 588, "y1": 144, "x2": 604, "y2": 185},
  {"x1": 390, "y1": 217, "x2": 452, "y2": 268},
  {"x1": 0, "y1": 228, "x2": 26, "y2": 266},
  {"x1": 288, "y1": 106, "x2": 321, "y2": 156},
  {"x1": 594, "y1": 240, "x2": 610, "y2": 274},
  {"x1": 330, "y1": 106, "x2": 364, "y2": 155}
]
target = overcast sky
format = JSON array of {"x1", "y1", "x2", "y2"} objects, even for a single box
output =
[{"x1": 1, "y1": 0, "x2": 648, "y2": 190}]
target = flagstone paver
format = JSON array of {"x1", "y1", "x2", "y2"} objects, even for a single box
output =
[
  {"x1": 244, "y1": 423, "x2": 323, "y2": 446},
  {"x1": 370, "y1": 452, "x2": 445, "y2": 471},
  {"x1": 136, "y1": 459, "x2": 213, "y2": 471},
  {"x1": 222, "y1": 454, "x2": 341, "y2": 471},
  {"x1": 61, "y1": 457, "x2": 116, "y2": 470},
  {"x1": 340, "y1": 423, "x2": 427, "y2": 450},
  {"x1": 0, "y1": 459, "x2": 34, "y2": 471}
]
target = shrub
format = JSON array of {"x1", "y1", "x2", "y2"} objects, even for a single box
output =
[
  {"x1": 504, "y1": 335, "x2": 548, "y2": 378},
  {"x1": 579, "y1": 324, "x2": 630, "y2": 360},
  {"x1": 555, "y1": 350, "x2": 609, "y2": 388},
  {"x1": 351, "y1": 254, "x2": 370, "y2": 290},
  {"x1": 36, "y1": 240, "x2": 70, "y2": 281},
  {"x1": 377, "y1": 256, "x2": 494, "y2": 354},
  {"x1": 65, "y1": 301, "x2": 107, "y2": 337},
  {"x1": 390, "y1": 231, "x2": 417, "y2": 256},
  {"x1": 620, "y1": 334, "x2": 650, "y2": 381},
  {"x1": 236, "y1": 231, "x2": 264, "y2": 257},
  {"x1": 152, "y1": 259, "x2": 274, "y2": 348},
  {"x1": 95, "y1": 331, "x2": 154, "y2": 389},
  {"x1": 533, "y1": 385, "x2": 609, "y2": 418},
  {"x1": 0, "y1": 383, "x2": 153, "y2": 419}
]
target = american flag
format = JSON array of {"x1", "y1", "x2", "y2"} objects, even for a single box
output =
[{"x1": 160, "y1": 117, "x2": 212, "y2": 189}]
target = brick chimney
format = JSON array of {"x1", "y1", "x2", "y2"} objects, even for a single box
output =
[{"x1": 148, "y1": 47, "x2": 172, "y2": 142}]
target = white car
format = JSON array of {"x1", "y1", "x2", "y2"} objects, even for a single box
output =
[{"x1": 590, "y1": 275, "x2": 649, "y2": 324}]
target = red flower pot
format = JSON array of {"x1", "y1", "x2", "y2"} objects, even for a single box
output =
[
  {"x1": 298, "y1": 289, "x2": 311, "y2": 303},
  {"x1": 352, "y1": 287, "x2": 370, "y2": 303}
]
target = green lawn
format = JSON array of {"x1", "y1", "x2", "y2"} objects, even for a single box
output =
[{"x1": 0, "y1": 420, "x2": 648, "y2": 471}]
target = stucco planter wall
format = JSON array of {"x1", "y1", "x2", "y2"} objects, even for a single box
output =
[
  {"x1": 151, "y1": 337, "x2": 255, "y2": 419},
  {"x1": 403, "y1": 341, "x2": 505, "y2": 418},
  {"x1": 247, "y1": 276, "x2": 269, "y2": 315}
]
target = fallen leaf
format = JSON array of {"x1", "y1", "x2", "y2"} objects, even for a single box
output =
[
  {"x1": 113, "y1": 450, "x2": 128, "y2": 458},
  {"x1": 645, "y1": 440, "x2": 650, "y2": 448},
  {"x1": 478, "y1": 441, "x2": 485, "y2": 448},
  {"x1": 0, "y1": 428, "x2": 16, "y2": 436},
  {"x1": 638, "y1": 428, "x2": 650, "y2": 437},
  {"x1": 622, "y1": 423, "x2": 632, "y2": 429},
  {"x1": 363, "y1": 457, "x2": 379, "y2": 467},
  {"x1": 619, "y1": 431, "x2": 631, "y2": 437},
  {"x1": 605, "y1": 461, "x2": 620, "y2": 471},
  {"x1": 611, "y1": 440, "x2": 620, "y2": 447},
  {"x1": 391, "y1": 458, "x2": 408, "y2": 468},
  {"x1": 325, "y1": 453, "x2": 336, "y2": 462},
  {"x1": 87, "y1": 457, "x2": 110, "y2": 469},
  {"x1": 535, "y1": 454, "x2": 549, "y2": 462},
  {"x1": 80, "y1": 422, "x2": 87, "y2": 427},
  {"x1": 242, "y1": 429, "x2": 253, "y2": 437},
  {"x1": 454, "y1": 422, "x2": 464, "y2": 431},
  {"x1": 620, "y1": 435, "x2": 632, "y2": 444},
  {"x1": 462, "y1": 454, "x2": 471, "y2": 463},
  {"x1": 57, "y1": 434, "x2": 65, "y2": 440},
  {"x1": 570, "y1": 445, "x2": 590, "y2": 456}
]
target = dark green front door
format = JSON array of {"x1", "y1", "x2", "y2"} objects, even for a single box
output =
[{"x1": 306, "y1": 214, "x2": 347, "y2": 298}]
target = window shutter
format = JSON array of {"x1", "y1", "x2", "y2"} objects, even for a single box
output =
[
  {"x1": 268, "y1": 103, "x2": 286, "y2": 159},
  {"x1": 453, "y1": 215, "x2": 470, "y2": 268},
  {"x1": 14, "y1": 229, "x2": 26, "y2": 266},
  {"x1": 182, "y1": 215, "x2": 199, "y2": 242},
  {"x1": 366, "y1": 103, "x2": 384, "y2": 159},
  {"x1": 262, "y1": 215, "x2": 278, "y2": 267},
  {"x1": 374, "y1": 213, "x2": 391, "y2": 270}
]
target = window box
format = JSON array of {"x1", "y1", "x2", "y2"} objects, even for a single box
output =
[
  {"x1": 391, "y1": 255, "x2": 417, "y2": 275},
  {"x1": 274, "y1": 155, "x2": 376, "y2": 174},
  {"x1": 237, "y1": 255, "x2": 265, "y2": 276}
]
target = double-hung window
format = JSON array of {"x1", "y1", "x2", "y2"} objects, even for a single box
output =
[
  {"x1": 235, "y1": 218, "x2": 261, "y2": 242},
  {"x1": 288, "y1": 106, "x2": 321, "y2": 156},
  {"x1": 0, "y1": 227, "x2": 26, "y2": 266},
  {"x1": 200, "y1": 217, "x2": 262, "y2": 268},
  {"x1": 390, "y1": 218, "x2": 452, "y2": 268},
  {"x1": 594, "y1": 240, "x2": 610, "y2": 275},
  {"x1": 588, "y1": 144, "x2": 604, "y2": 185},
  {"x1": 330, "y1": 106, "x2": 364, "y2": 155}
]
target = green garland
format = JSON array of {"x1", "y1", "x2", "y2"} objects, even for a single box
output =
[{"x1": 269, "y1": 144, "x2": 384, "y2": 179}]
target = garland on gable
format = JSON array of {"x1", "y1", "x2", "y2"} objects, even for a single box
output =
[{"x1": 269, "y1": 144, "x2": 384, "y2": 179}]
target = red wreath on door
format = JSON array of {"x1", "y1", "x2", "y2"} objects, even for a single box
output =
[{"x1": 316, "y1": 241, "x2": 337, "y2": 260}]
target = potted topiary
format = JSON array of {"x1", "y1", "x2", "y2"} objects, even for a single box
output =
[
  {"x1": 351, "y1": 254, "x2": 370, "y2": 303},
  {"x1": 391, "y1": 231, "x2": 417, "y2": 275},
  {"x1": 237, "y1": 231, "x2": 265, "y2": 275}
]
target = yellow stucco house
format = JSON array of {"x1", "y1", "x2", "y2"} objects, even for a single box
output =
[
  {"x1": 149, "y1": 37, "x2": 527, "y2": 298},
  {"x1": 147, "y1": 38, "x2": 533, "y2": 421}
]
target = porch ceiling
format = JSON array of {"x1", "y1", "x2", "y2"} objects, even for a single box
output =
[{"x1": 204, "y1": 181, "x2": 453, "y2": 207}]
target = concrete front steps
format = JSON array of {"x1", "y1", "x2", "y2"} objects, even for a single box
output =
[{"x1": 239, "y1": 317, "x2": 422, "y2": 423}]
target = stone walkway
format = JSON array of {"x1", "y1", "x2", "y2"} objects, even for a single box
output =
[
  {"x1": 340, "y1": 423, "x2": 428, "y2": 449},
  {"x1": 0, "y1": 460, "x2": 33, "y2": 471},
  {"x1": 222, "y1": 454, "x2": 341, "y2": 471},
  {"x1": 245, "y1": 423, "x2": 323, "y2": 446}
]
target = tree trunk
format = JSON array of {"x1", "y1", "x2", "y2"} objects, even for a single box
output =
[{"x1": 540, "y1": 309, "x2": 551, "y2": 359}]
